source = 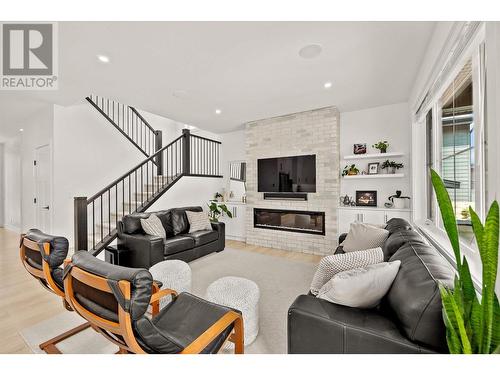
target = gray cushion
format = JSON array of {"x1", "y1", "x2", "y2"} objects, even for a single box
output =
[
  {"x1": 181, "y1": 230, "x2": 218, "y2": 247},
  {"x1": 163, "y1": 236, "x2": 195, "y2": 256}
]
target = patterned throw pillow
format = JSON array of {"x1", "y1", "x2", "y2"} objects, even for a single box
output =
[
  {"x1": 186, "y1": 210, "x2": 212, "y2": 233},
  {"x1": 342, "y1": 222, "x2": 389, "y2": 252},
  {"x1": 317, "y1": 260, "x2": 401, "y2": 308},
  {"x1": 310, "y1": 247, "x2": 384, "y2": 295},
  {"x1": 140, "y1": 214, "x2": 166, "y2": 239}
]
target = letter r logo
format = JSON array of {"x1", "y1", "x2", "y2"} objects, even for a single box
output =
[{"x1": 2, "y1": 24, "x2": 53, "y2": 75}]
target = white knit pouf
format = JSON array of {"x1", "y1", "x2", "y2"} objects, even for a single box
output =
[
  {"x1": 205, "y1": 276, "x2": 260, "y2": 346},
  {"x1": 149, "y1": 260, "x2": 191, "y2": 309}
]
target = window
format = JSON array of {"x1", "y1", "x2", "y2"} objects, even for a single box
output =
[{"x1": 439, "y1": 60, "x2": 476, "y2": 244}]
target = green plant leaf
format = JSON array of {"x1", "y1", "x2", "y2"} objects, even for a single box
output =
[
  {"x1": 430, "y1": 169, "x2": 461, "y2": 268},
  {"x1": 490, "y1": 294, "x2": 500, "y2": 353},
  {"x1": 470, "y1": 297, "x2": 483, "y2": 353},
  {"x1": 440, "y1": 286, "x2": 464, "y2": 353},
  {"x1": 459, "y1": 257, "x2": 477, "y2": 320}
]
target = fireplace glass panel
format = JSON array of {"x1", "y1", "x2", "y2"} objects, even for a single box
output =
[{"x1": 253, "y1": 208, "x2": 325, "y2": 235}]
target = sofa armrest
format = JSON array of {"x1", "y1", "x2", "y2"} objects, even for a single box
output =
[
  {"x1": 288, "y1": 295, "x2": 436, "y2": 354},
  {"x1": 211, "y1": 221, "x2": 225, "y2": 251},
  {"x1": 117, "y1": 232, "x2": 164, "y2": 268}
]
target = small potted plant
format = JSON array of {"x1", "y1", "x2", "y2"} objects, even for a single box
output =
[
  {"x1": 342, "y1": 164, "x2": 359, "y2": 176},
  {"x1": 214, "y1": 192, "x2": 224, "y2": 202},
  {"x1": 381, "y1": 160, "x2": 403, "y2": 174},
  {"x1": 372, "y1": 140, "x2": 389, "y2": 153}
]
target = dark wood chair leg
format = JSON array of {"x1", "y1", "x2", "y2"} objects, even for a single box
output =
[{"x1": 39, "y1": 322, "x2": 91, "y2": 354}]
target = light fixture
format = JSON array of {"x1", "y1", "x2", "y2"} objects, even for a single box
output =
[
  {"x1": 324, "y1": 81, "x2": 332, "y2": 89},
  {"x1": 215, "y1": 109, "x2": 222, "y2": 115},
  {"x1": 298, "y1": 44, "x2": 322, "y2": 59},
  {"x1": 19, "y1": 128, "x2": 24, "y2": 132},
  {"x1": 97, "y1": 54, "x2": 110, "y2": 63}
]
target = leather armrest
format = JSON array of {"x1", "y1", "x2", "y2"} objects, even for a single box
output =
[
  {"x1": 210, "y1": 221, "x2": 225, "y2": 251},
  {"x1": 287, "y1": 295, "x2": 436, "y2": 354},
  {"x1": 117, "y1": 232, "x2": 164, "y2": 268}
]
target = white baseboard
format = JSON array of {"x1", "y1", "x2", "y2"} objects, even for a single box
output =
[{"x1": 2, "y1": 224, "x2": 21, "y2": 233}]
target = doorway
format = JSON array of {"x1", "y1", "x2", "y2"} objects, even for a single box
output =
[{"x1": 34, "y1": 144, "x2": 51, "y2": 232}]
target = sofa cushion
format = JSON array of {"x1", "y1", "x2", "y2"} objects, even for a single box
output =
[
  {"x1": 382, "y1": 230, "x2": 427, "y2": 261},
  {"x1": 140, "y1": 214, "x2": 166, "y2": 239},
  {"x1": 163, "y1": 236, "x2": 195, "y2": 256},
  {"x1": 171, "y1": 207, "x2": 203, "y2": 235},
  {"x1": 342, "y1": 222, "x2": 389, "y2": 252},
  {"x1": 383, "y1": 242, "x2": 454, "y2": 352},
  {"x1": 181, "y1": 230, "x2": 218, "y2": 247}
]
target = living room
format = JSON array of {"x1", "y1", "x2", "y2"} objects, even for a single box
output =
[{"x1": 1, "y1": 1, "x2": 499, "y2": 373}]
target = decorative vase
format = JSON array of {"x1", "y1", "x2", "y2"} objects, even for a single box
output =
[
  {"x1": 381, "y1": 149, "x2": 387, "y2": 153},
  {"x1": 390, "y1": 167, "x2": 396, "y2": 174},
  {"x1": 393, "y1": 198, "x2": 406, "y2": 209},
  {"x1": 348, "y1": 171, "x2": 357, "y2": 176}
]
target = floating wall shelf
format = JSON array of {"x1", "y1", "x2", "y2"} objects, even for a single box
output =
[
  {"x1": 343, "y1": 152, "x2": 405, "y2": 160},
  {"x1": 343, "y1": 173, "x2": 405, "y2": 179}
]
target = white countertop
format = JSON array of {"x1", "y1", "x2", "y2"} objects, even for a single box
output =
[{"x1": 338, "y1": 206, "x2": 411, "y2": 212}]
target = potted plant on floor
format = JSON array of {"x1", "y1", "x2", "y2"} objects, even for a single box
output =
[
  {"x1": 208, "y1": 201, "x2": 233, "y2": 222},
  {"x1": 372, "y1": 140, "x2": 389, "y2": 153},
  {"x1": 431, "y1": 169, "x2": 499, "y2": 354}
]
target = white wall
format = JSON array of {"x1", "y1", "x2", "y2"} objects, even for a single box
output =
[
  {"x1": 220, "y1": 129, "x2": 246, "y2": 199},
  {"x1": 0, "y1": 143, "x2": 4, "y2": 227},
  {"x1": 340, "y1": 102, "x2": 411, "y2": 207},
  {"x1": 2, "y1": 138, "x2": 22, "y2": 231},
  {"x1": 19, "y1": 106, "x2": 53, "y2": 232}
]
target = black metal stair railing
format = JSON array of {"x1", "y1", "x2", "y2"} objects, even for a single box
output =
[
  {"x1": 86, "y1": 95, "x2": 162, "y2": 158},
  {"x1": 74, "y1": 129, "x2": 222, "y2": 256}
]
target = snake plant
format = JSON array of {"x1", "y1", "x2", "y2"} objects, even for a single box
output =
[{"x1": 431, "y1": 169, "x2": 499, "y2": 353}]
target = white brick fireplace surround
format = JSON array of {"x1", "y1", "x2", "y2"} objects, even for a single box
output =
[{"x1": 245, "y1": 106, "x2": 340, "y2": 255}]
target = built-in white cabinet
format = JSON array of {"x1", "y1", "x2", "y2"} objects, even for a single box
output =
[
  {"x1": 218, "y1": 202, "x2": 247, "y2": 241},
  {"x1": 337, "y1": 207, "x2": 411, "y2": 234}
]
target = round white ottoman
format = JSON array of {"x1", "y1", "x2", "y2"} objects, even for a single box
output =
[
  {"x1": 205, "y1": 276, "x2": 260, "y2": 346},
  {"x1": 149, "y1": 260, "x2": 191, "y2": 309}
]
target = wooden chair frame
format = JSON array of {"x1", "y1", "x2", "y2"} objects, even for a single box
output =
[
  {"x1": 19, "y1": 235, "x2": 91, "y2": 354},
  {"x1": 63, "y1": 259, "x2": 244, "y2": 354}
]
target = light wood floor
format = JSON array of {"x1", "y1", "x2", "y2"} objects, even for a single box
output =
[{"x1": 0, "y1": 229, "x2": 321, "y2": 354}]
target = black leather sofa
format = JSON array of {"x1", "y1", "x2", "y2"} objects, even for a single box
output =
[
  {"x1": 287, "y1": 218, "x2": 455, "y2": 354},
  {"x1": 113, "y1": 206, "x2": 225, "y2": 268}
]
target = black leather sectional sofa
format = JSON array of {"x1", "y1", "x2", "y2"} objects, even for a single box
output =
[
  {"x1": 287, "y1": 218, "x2": 455, "y2": 354},
  {"x1": 112, "y1": 206, "x2": 225, "y2": 269}
]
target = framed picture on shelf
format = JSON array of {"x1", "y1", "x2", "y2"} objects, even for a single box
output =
[
  {"x1": 353, "y1": 143, "x2": 367, "y2": 154},
  {"x1": 356, "y1": 190, "x2": 377, "y2": 207},
  {"x1": 368, "y1": 162, "x2": 379, "y2": 175}
]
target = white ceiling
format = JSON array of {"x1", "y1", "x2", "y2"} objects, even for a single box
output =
[{"x1": 0, "y1": 21, "x2": 435, "y2": 140}]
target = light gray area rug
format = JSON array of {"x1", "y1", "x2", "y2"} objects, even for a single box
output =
[{"x1": 20, "y1": 248, "x2": 317, "y2": 354}]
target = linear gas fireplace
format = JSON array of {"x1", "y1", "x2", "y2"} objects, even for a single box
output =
[{"x1": 253, "y1": 208, "x2": 325, "y2": 235}]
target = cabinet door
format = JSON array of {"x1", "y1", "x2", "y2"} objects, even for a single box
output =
[
  {"x1": 337, "y1": 209, "x2": 359, "y2": 235},
  {"x1": 385, "y1": 210, "x2": 411, "y2": 223},
  {"x1": 360, "y1": 211, "x2": 386, "y2": 226}
]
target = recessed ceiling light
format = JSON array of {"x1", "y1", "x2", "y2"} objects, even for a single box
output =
[
  {"x1": 19, "y1": 128, "x2": 24, "y2": 132},
  {"x1": 324, "y1": 82, "x2": 332, "y2": 89},
  {"x1": 97, "y1": 55, "x2": 110, "y2": 63},
  {"x1": 298, "y1": 44, "x2": 323, "y2": 59},
  {"x1": 215, "y1": 109, "x2": 222, "y2": 115}
]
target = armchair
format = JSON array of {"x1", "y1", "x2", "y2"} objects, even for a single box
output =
[{"x1": 64, "y1": 251, "x2": 244, "y2": 354}]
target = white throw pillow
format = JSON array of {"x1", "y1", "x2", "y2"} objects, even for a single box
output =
[
  {"x1": 317, "y1": 260, "x2": 401, "y2": 308},
  {"x1": 186, "y1": 210, "x2": 212, "y2": 233},
  {"x1": 310, "y1": 247, "x2": 384, "y2": 295},
  {"x1": 342, "y1": 222, "x2": 389, "y2": 252},
  {"x1": 140, "y1": 214, "x2": 166, "y2": 239}
]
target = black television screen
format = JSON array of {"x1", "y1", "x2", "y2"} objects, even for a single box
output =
[{"x1": 257, "y1": 155, "x2": 316, "y2": 193}]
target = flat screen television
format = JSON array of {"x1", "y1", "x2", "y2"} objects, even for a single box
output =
[{"x1": 257, "y1": 155, "x2": 316, "y2": 193}]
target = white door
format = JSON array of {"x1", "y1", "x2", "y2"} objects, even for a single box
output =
[
  {"x1": 361, "y1": 211, "x2": 386, "y2": 226},
  {"x1": 337, "y1": 209, "x2": 359, "y2": 234},
  {"x1": 35, "y1": 144, "x2": 51, "y2": 232}
]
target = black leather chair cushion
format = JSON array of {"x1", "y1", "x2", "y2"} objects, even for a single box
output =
[
  {"x1": 385, "y1": 218, "x2": 413, "y2": 235},
  {"x1": 163, "y1": 236, "x2": 195, "y2": 256},
  {"x1": 181, "y1": 230, "x2": 218, "y2": 247},
  {"x1": 171, "y1": 206, "x2": 203, "y2": 236},
  {"x1": 71, "y1": 251, "x2": 153, "y2": 320},
  {"x1": 25, "y1": 229, "x2": 69, "y2": 268},
  {"x1": 382, "y1": 230, "x2": 427, "y2": 260},
  {"x1": 288, "y1": 295, "x2": 436, "y2": 353},
  {"x1": 134, "y1": 292, "x2": 235, "y2": 354},
  {"x1": 383, "y1": 242, "x2": 454, "y2": 352}
]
